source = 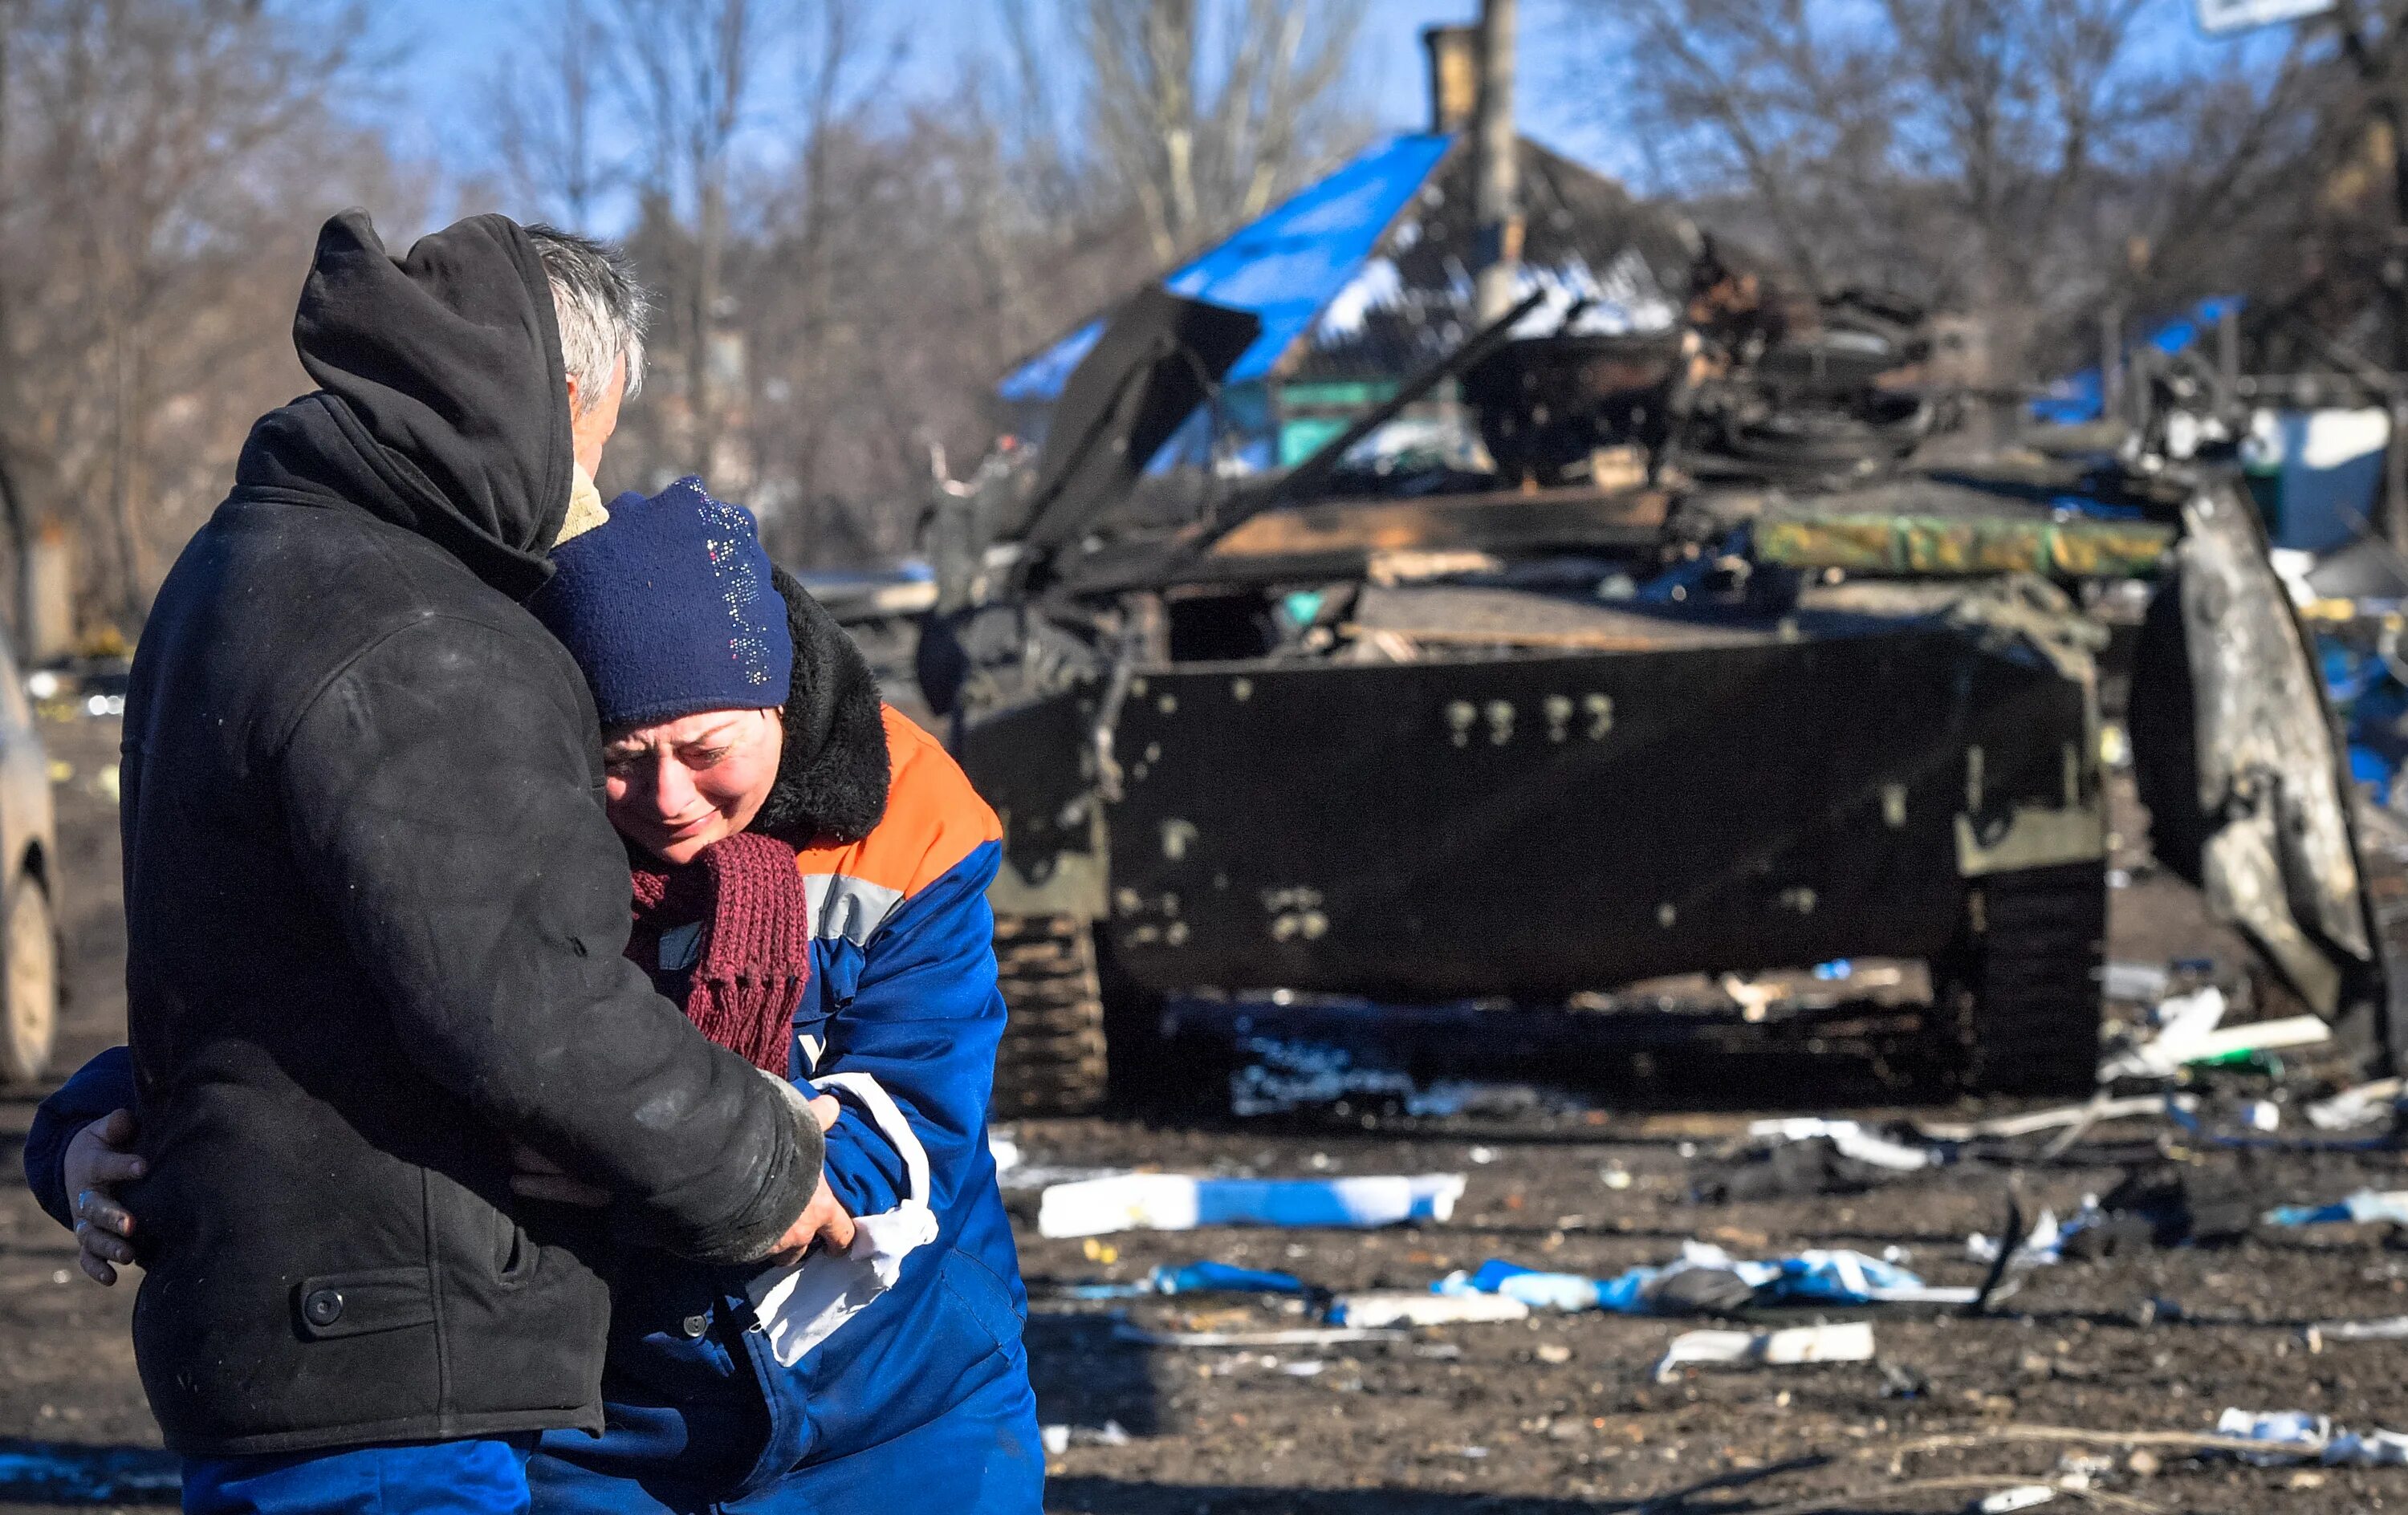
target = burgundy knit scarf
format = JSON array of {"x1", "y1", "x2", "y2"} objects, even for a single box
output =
[{"x1": 628, "y1": 832, "x2": 812, "y2": 1077}]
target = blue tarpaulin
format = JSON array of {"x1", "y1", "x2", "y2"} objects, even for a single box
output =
[
  {"x1": 997, "y1": 132, "x2": 1457, "y2": 404},
  {"x1": 2031, "y1": 296, "x2": 2243, "y2": 424}
]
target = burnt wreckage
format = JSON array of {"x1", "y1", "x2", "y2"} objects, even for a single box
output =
[{"x1": 919, "y1": 267, "x2": 2408, "y2": 1117}]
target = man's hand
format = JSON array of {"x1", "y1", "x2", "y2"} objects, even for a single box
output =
[
  {"x1": 769, "y1": 1168, "x2": 857, "y2": 1263},
  {"x1": 64, "y1": 1109, "x2": 144, "y2": 1286},
  {"x1": 763, "y1": 1092, "x2": 854, "y2": 1263}
]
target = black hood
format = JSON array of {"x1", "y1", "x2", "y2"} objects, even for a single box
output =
[{"x1": 235, "y1": 209, "x2": 573, "y2": 601}]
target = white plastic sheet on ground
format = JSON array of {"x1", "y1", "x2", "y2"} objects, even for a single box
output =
[
  {"x1": 1651, "y1": 1322, "x2": 1875, "y2": 1383},
  {"x1": 1036, "y1": 1172, "x2": 1466, "y2": 1239}
]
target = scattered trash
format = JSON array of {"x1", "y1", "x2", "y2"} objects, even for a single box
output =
[
  {"x1": 1036, "y1": 1172, "x2": 1466, "y2": 1238},
  {"x1": 2101, "y1": 960, "x2": 2170, "y2": 1004},
  {"x1": 1695, "y1": 1135, "x2": 1918, "y2": 1203},
  {"x1": 2059, "y1": 1168, "x2": 2256, "y2": 1257},
  {"x1": 2099, "y1": 1001, "x2": 2333, "y2": 1081},
  {"x1": 2215, "y1": 1408, "x2": 2408, "y2": 1466},
  {"x1": 1112, "y1": 1323, "x2": 1397, "y2": 1348},
  {"x1": 2243, "y1": 1100, "x2": 2282, "y2": 1133},
  {"x1": 1328, "y1": 1291, "x2": 1530, "y2": 1328},
  {"x1": 1281, "y1": 1359, "x2": 1325, "y2": 1376},
  {"x1": 1149, "y1": 1260, "x2": 1314, "y2": 1297},
  {"x1": 2306, "y1": 1077, "x2": 2405, "y2": 1131},
  {"x1": 1039, "y1": 1420, "x2": 1132, "y2": 1454},
  {"x1": 2162, "y1": 1095, "x2": 2387, "y2": 1152},
  {"x1": 2263, "y1": 1188, "x2": 2408, "y2": 1229},
  {"x1": 1601, "y1": 1163, "x2": 1634, "y2": 1190},
  {"x1": 1651, "y1": 1321, "x2": 1877, "y2": 1383},
  {"x1": 1919, "y1": 1095, "x2": 2169, "y2": 1143},
  {"x1": 2304, "y1": 1314, "x2": 2408, "y2": 1349},
  {"x1": 2180, "y1": 1015, "x2": 2334, "y2": 1064},
  {"x1": 1440, "y1": 1243, "x2": 1975, "y2": 1318},
  {"x1": 1052, "y1": 1259, "x2": 1316, "y2": 1302},
  {"x1": 1967, "y1": 1209, "x2": 2065, "y2": 1268},
  {"x1": 1760, "y1": 1117, "x2": 1939, "y2": 1166},
  {"x1": 2097, "y1": 986, "x2": 2226, "y2": 1079},
  {"x1": 1971, "y1": 1487, "x2": 2056, "y2": 1513}
]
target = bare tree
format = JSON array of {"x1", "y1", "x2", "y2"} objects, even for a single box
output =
[
  {"x1": 1077, "y1": 0, "x2": 1370, "y2": 264},
  {"x1": 462, "y1": 0, "x2": 1379, "y2": 567},
  {"x1": 486, "y1": 0, "x2": 614, "y2": 228},
  {"x1": 607, "y1": 0, "x2": 783, "y2": 483},
  {"x1": 1583, "y1": 0, "x2": 2317, "y2": 395},
  {"x1": 0, "y1": 0, "x2": 408, "y2": 631}
]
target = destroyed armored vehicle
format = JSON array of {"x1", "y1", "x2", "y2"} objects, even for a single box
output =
[{"x1": 920, "y1": 271, "x2": 2403, "y2": 1117}]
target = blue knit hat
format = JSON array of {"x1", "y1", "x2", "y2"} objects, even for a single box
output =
[{"x1": 530, "y1": 476, "x2": 794, "y2": 731}]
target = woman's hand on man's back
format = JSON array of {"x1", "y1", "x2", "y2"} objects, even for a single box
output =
[{"x1": 65, "y1": 1109, "x2": 144, "y2": 1286}]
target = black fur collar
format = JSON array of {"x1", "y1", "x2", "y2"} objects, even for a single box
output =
[{"x1": 754, "y1": 567, "x2": 891, "y2": 845}]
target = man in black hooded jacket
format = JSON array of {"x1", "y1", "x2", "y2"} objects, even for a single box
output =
[{"x1": 69, "y1": 209, "x2": 829, "y2": 1484}]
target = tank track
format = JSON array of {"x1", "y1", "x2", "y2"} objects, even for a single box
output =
[
  {"x1": 990, "y1": 913, "x2": 1109, "y2": 1116},
  {"x1": 1950, "y1": 861, "x2": 2108, "y2": 1095}
]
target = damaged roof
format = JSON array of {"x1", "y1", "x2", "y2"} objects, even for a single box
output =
[{"x1": 998, "y1": 131, "x2": 1698, "y2": 404}]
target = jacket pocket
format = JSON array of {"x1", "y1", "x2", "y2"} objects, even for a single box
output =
[
  {"x1": 938, "y1": 1248, "x2": 1023, "y2": 1350},
  {"x1": 291, "y1": 1266, "x2": 435, "y2": 1342},
  {"x1": 799, "y1": 1248, "x2": 1021, "y2": 1461}
]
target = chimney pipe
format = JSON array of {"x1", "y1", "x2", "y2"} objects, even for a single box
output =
[
  {"x1": 1422, "y1": 25, "x2": 1479, "y2": 134},
  {"x1": 1472, "y1": 0, "x2": 1522, "y2": 323}
]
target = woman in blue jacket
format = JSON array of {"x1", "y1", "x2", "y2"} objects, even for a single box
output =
[{"x1": 31, "y1": 481, "x2": 1043, "y2": 1514}]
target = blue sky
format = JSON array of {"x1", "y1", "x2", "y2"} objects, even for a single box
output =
[{"x1": 367, "y1": 0, "x2": 1642, "y2": 201}]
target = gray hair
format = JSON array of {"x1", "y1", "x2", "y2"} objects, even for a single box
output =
[{"x1": 525, "y1": 223, "x2": 648, "y2": 414}]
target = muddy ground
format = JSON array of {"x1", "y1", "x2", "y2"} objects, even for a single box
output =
[{"x1": 6, "y1": 709, "x2": 2408, "y2": 1513}]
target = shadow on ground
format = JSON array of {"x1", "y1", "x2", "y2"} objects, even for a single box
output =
[{"x1": 1025, "y1": 1313, "x2": 1162, "y2": 1437}]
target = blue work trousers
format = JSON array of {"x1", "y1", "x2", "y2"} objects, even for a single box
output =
[
  {"x1": 182, "y1": 1438, "x2": 535, "y2": 1515},
  {"x1": 527, "y1": 1348, "x2": 1043, "y2": 1515}
]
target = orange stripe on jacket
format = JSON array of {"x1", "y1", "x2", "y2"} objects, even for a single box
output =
[{"x1": 791, "y1": 705, "x2": 1000, "y2": 901}]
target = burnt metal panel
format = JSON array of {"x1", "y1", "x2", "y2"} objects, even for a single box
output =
[
  {"x1": 1011, "y1": 287, "x2": 1260, "y2": 553},
  {"x1": 1099, "y1": 627, "x2": 2093, "y2": 1000},
  {"x1": 954, "y1": 685, "x2": 1103, "y2": 904}
]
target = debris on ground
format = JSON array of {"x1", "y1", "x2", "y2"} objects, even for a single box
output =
[
  {"x1": 1651, "y1": 1321, "x2": 1877, "y2": 1382},
  {"x1": 2304, "y1": 1077, "x2": 2405, "y2": 1131},
  {"x1": 1744, "y1": 1118, "x2": 1938, "y2": 1171},
  {"x1": 1035, "y1": 1172, "x2": 1466, "y2": 1237},
  {"x1": 1107, "y1": 1322, "x2": 1397, "y2": 1348},
  {"x1": 2057, "y1": 1166, "x2": 2260, "y2": 1257},
  {"x1": 1969, "y1": 1486, "x2": 2057, "y2": 1513},
  {"x1": 1325, "y1": 1291, "x2": 1530, "y2": 1328},
  {"x1": 2215, "y1": 1409, "x2": 2408, "y2": 1466},
  {"x1": 2301, "y1": 1314, "x2": 2408, "y2": 1346},
  {"x1": 1039, "y1": 1420, "x2": 1132, "y2": 1454},
  {"x1": 1437, "y1": 1243, "x2": 1974, "y2": 1314},
  {"x1": 2264, "y1": 1188, "x2": 2408, "y2": 1228},
  {"x1": 1052, "y1": 1259, "x2": 1318, "y2": 1302}
]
